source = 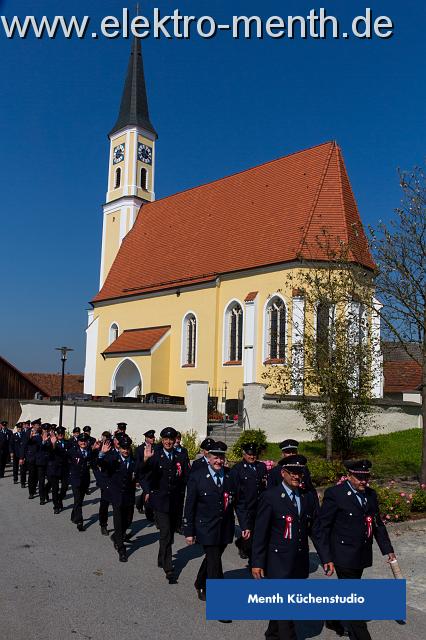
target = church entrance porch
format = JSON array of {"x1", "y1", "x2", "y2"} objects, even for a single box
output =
[{"x1": 111, "y1": 358, "x2": 142, "y2": 398}]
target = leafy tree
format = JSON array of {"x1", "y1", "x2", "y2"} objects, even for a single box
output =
[{"x1": 370, "y1": 165, "x2": 426, "y2": 483}]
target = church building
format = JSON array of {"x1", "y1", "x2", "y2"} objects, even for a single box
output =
[{"x1": 84, "y1": 39, "x2": 382, "y2": 406}]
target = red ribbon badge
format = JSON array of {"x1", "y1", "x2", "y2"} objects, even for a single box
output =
[
  {"x1": 365, "y1": 515, "x2": 373, "y2": 538},
  {"x1": 284, "y1": 515, "x2": 293, "y2": 539},
  {"x1": 176, "y1": 462, "x2": 182, "y2": 477},
  {"x1": 223, "y1": 492, "x2": 229, "y2": 511}
]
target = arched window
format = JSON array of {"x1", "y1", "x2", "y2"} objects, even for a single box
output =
[
  {"x1": 266, "y1": 296, "x2": 286, "y2": 361},
  {"x1": 316, "y1": 302, "x2": 333, "y2": 367},
  {"x1": 225, "y1": 303, "x2": 243, "y2": 362},
  {"x1": 140, "y1": 167, "x2": 148, "y2": 190},
  {"x1": 183, "y1": 313, "x2": 197, "y2": 366},
  {"x1": 109, "y1": 323, "x2": 119, "y2": 345},
  {"x1": 114, "y1": 167, "x2": 121, "y2": 189}
]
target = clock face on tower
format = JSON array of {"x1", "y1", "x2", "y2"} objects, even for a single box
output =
[
  {"x1": 113, "y1": 143, "x2": 125, "y2": 164},
  {"x1": 138, "y1": 142, "x2": 152, "y2": 165}
]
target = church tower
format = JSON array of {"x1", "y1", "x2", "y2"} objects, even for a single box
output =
[{"x1": 99, "y1": 37, "x2": 157, "y2": 287}]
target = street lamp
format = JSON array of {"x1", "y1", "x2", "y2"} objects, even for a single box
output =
[{"x1": 55, "y1": 346, "x2": 73, "y2": 428}]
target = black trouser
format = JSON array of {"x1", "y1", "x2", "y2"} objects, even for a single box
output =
[
  {"x1": 112, "y1": 503, "x2": 134, "y2": 552},
  {"x1": 137, "y1": 492, "x2": 155, "y2": 521},
  {"x1": 27, "y1": 461, "x2": 38, "y2": 496},
  {"x1": 12, "y1": 456, "x2": 26, "y2": 484},
  {"x1": 37, "y1": 465, "x2": 51, "y2": 502},
  {"x1": 99, "y1": 495, "x2": 110, "y2": 528},
  {"x1": 49, "y1": 475, "x2": 66, "y2": 509},
  {"x1": 71, "y1": 483, "x2": 88, "y2": 525},
  {"x1": 265, "y1": 620, "x2": 297, "y2": 640},
  {"x1": 332, "y1": 566, "x2": 371, "y2": 640},
  {"x1": 155, "y1": 510, "x2": 178, "y2": 573},
  {"x1": 59, "y1": 470, "x2": 69, "y2": 500},
  {"x1": 195, "y1": 544, "x2": 227, "y2": 590},
  {"x1": 0, "y1": 452, "x2": 8, "y2": 477}
]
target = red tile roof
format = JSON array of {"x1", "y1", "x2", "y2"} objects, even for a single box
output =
[
  {"x1": 94, "y1": 141, "x2": 374, "y2": 303},
  {"x1": 384, "y1": 361, "x2": 422, "y2": 393},
  {"x1": 102, "y1": 326, "x2": 171, "y2": 355},
  {"x1": 244, "y1": 291, "x2": 258, "y2": 302},
  {"x1": 25, "y1": 373, "x2": 84, "y2": 397}
]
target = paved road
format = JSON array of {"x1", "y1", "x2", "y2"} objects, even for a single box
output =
[{"x1": 0, "y1": 465, "x2": 425, "y2": 640}]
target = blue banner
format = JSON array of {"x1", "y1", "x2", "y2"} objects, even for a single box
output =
[{"x1": 206, "y1": 579, "x2": 406, "y2": 620}]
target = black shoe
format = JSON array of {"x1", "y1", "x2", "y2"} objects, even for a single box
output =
[
  {"x1": 219, "y1": 620, "x2": 232, "y2": 624},
  {"x1": 54, "y1": 508, "x2": 60, "y2": 514},
  {"x1": 166, "y1": 571, "x2": 176, "y2": 584},
  {"x1": 111, "y1": 534, "x2": 118, "y2": 550},
  {"x1": 40, "y1": 499, "x2": 47, "y2": 505},
  {"x1": 238, "y1": 548, "x2": 249, "y2": 560},
  {"x1": 196, "y1": 588, "x2": 206, "y2": 601},
  {"x1": 158, "y1": 560, "x2": 163, "y2": 568},
  {"x1": 119, "y1": 550, "x2": 128, "y2": 562},
  {"x1": 14, "y1": 480, "x2": 19, "y2": 484},
  {"x1": 77, "y1": 523, "x2": 85, "y2": 532},
  {"x1": 325, "y1": 622, "x2": 346, "y2": 637},
  {"x1": 28, "y1": 494, "x2": 35, "y2": 500},
  {"x1": 100, "y1": 526, "x2": 109, "y2": 536},
  {"x1": 124, "y1": 532, "x2": 133, "y2": 542},
  {"x1": 21, "y1": 484, "x2": 26, "y2": 488},
  {"x1": 137, "y1": 506, "x2": 143, "y2": 514}
]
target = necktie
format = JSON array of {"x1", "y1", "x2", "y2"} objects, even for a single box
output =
[
  {"x1": 356, "y1": 492, "x2": 367, "y2": 510},
  {"x1": 290, "y1": 490, "x2": 298, "y2": 513},
  {"x1": 214, "y1": 472, "x2": 222, "y2": 487}
]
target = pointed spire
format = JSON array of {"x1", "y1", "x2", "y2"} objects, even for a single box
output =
[{"x1": 110, "y1": 37, "x2": 157, "y2": 138}]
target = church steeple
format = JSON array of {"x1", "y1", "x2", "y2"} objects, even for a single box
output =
[
  {"x1": 99, "y1": 37, "x2": 157, "y2": 288},
  {"x1": 110, "y1": 37, "x2": 157, "y2": 138}
]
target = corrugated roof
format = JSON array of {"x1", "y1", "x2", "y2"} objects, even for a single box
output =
[
  {"x1": 102, "y1": 326, "x2": 171, "y2": 355},
  {"x1": 93, "y1": 141, "x2": 374, "y2": 304}
]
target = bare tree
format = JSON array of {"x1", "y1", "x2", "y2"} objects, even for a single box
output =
[
  {"x1": 370, "y1": 165, "x2": 426, "y2": 483},
  {"x1": 262, "y1": 231, "x2": 380, "y2": 459}
]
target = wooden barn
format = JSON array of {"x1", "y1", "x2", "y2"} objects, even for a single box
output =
[{"x1": 0, "y1": 355, "x2": 49, "y2": 425}]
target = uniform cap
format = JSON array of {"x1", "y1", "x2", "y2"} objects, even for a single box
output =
[
  {"x1": 31, "y1": 418, "x2": 42, "y2": 426},
  {"x1": 56, "y1": 427, "x2": 66, "y2": 435},
  {"x1": 117, "y1": 435, "x2": 133, "y2": 449},
  {"x1": 117, "y1": 422, "x2": 127, "y2": 429},
  {"x1": 207, "y1": 440, "x2": 227, "y2": 454},
  {"x1": 242, "y1": 442, "x2": 260, "y2": 455},
  {"x1": 77, "y1": 433, "x2": 90, "y2": 443},
  {"x1": 279, "y1": 439, "x2": 299, "y2": 451},
  {"x1": 72, "y1": 427, "x2": 81, "y2": 434},
  {"x1": 200, "y1": 437, "x2": 215, "y2": 450},
  {"x1": 83, "y1": 425, "x2": 91, "y2": 433},
  {"x1": 160, "y1": 427, "x2": 177, "y2": 439},
  {"x1": 279, "y1": 454, "x2": 307, "y2": 471},
  {"x1": 1, "y1": 420, "x2": 8, "y2": 426},
  {"x1": 344, "y1": 459, "x2": 372, "y2": 474},
  {"x1": 144, "y1": 429, "x2": 156, "y2": 438},
  {"x1": 41, "y1": 423, "x2": 51, "y2": 431}
]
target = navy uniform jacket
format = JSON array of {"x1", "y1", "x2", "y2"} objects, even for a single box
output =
[
  {"x1": 230, "y1": 460, "x2": 268, "y2": 530},
  {"x1": 251, "y1": 484, "x2": 327, "y2": 579},
  {"x1": 189, "y1": 456, "x2": 208, "y2": 474},
  {"x1": 140, "y1": 448, "x2": 188, "y2": 513},
  {"x1": 23, "y1": 433, "x2": 41, "y2": 463},
  {"x1": 35, "y1": 438, "x2": 50, "y2": 466},
  {"x1": 135, "y1": 442, "x2": 148, "y2": 477},
  {"x1": 9, "y1": 432, "x2": 26, "y2": 458},
  {"x1": 0, "y1": 428, "x2": 12, "y2": 454},
  {"x1": 268, "y1": 463, "x2": 315, "y2": 493},
  {"x1": 316, "y1": 482, "x2": 394, "y2": 569},
  {"x1": 46, "y1": 439, "x2": 70, "y2": 478},
  {"x1": 183, "y1": 466, "x2": 238, "y2": 545},
  {"x1": 174, "y1": 445, "x2": 191, "y2": 470},
  {"x1": 98, "y1": 452, "x2": 136, "y2": 506},
  {"x1": 68, "y1": 448, "x2": 96, "y2": 488}
]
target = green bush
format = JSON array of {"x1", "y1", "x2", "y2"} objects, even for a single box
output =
[
  {"x1": 181, "y1": 430, "x2": 200, "y2": 461},
  {"x1": 231, "y1": 429, "x2": 268, "y2": 459},
  {"x1": 410, "y1": 488, "x2": 426, "y2": 512},
  {"x1": 308, "y1": 459, "x2": 344, "y2": 486},
  {"x1": 373, "y1": 484, "x2": 411, "y2": 522}
]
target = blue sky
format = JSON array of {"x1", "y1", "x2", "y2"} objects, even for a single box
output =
[{"x1": 1, "y1": 0, "x2": 425, "y2": 374}]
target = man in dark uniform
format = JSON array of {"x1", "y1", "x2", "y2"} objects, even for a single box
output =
[
  {"x1": 96, "y1": 431, "x2": 115, "y2": 535},
  {"x1": 70, "y1": 427, "x2": 81, "y2": 448},
  {"x1": 0, "y1": 420, "x2": 12, "y2": 478},
  {"x1": 135, "y1": 429, "x2": 156, "y2": 515},
  {"x1": 83, "y1": 426, "x2": 96, "y2": 448},
  {"x1": 317, "y1": 459, "x2": 396, "y2": 639},
  {"x1": 268, "y1": 439, "x2": 315, "y2": 493},
  {"x1": 174, "y1": 432, "x2": 190, "y2": 467},
  {"x1": 184, "y1": 441, "x2": 239, "y2": 603},
  {"x1": 23, "y1": 421, "x2": 41, "y2": 498},
  {"x1": 251, "y1": 454, "x2": 332, "y2": 640},
  {"x1": 189, "y1": 437, "x2": 216, "y2": 474},
  {"x1": 230, "y1": 442, "x2": 268, "y2": 563},
  {"x1": 68, "y1": 433, "x2": 98, "y2": 531},
  {"x1": 47, "y1": 427, "x2": 70, "y2": 513},
  {"x1": 36, "y1": 424, "x2": 52, "y2": 504},
  {"x1": 98, "y1": 435, "x2": 137, "y2": 562},
  {"x1": 115, "y1": 422, "x2": 127, "y2": 437},
  {"x1": 140, "y1": 426, "x2": 188, "y2": 582},
  {"x1": 9, "y1": 423, "x2": 26, "y2": 485}
]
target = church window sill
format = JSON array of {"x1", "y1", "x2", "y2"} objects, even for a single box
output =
[
  {"x1": 263, "y1": 358, "x2": 286, "y2": 365},
  {"x1": 182, "y1": 363, "x2": 196, "y2": 368},
  {"x1": 223, "y1": 360, "x2": 242, "y2": 366}
]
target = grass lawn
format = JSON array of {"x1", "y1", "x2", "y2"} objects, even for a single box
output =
[{"x1": 261, "y1": 428, "x2": 422, "y2": 480}]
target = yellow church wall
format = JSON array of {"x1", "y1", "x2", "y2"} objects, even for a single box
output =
[
  {"x1": 136, "y1": 133, "x2": 155, "y2": 201},
  {"x1": 93, "y1": 284, "x2": 219, "y2": 398},
  {"x1": 150, "y1": 334, "x2": 171, "y2": 395},
  {"x1": 107, "y1": 133, "x2": 126, "y2": 201},
  {"x1": 102, "y1": 210, "x2": 121, "y2": 283}
]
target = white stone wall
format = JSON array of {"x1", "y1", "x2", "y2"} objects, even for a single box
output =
[
  {"x1": 19, "y1": 381, "x2": 209, "y2": 444},
  {"x1": 243, "y1": 383, "x2": 422, "y2": 442}
]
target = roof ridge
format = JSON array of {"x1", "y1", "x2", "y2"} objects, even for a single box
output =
[
  {"x1": 122, "y1": 325, "x2": 171, "y2": 333},
  {"x1": 298, "y1": 141, "x2": 337, "y2": 255},
  {"x1": 138, "y1": 140, "x2": 335, "y2": 209}
]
